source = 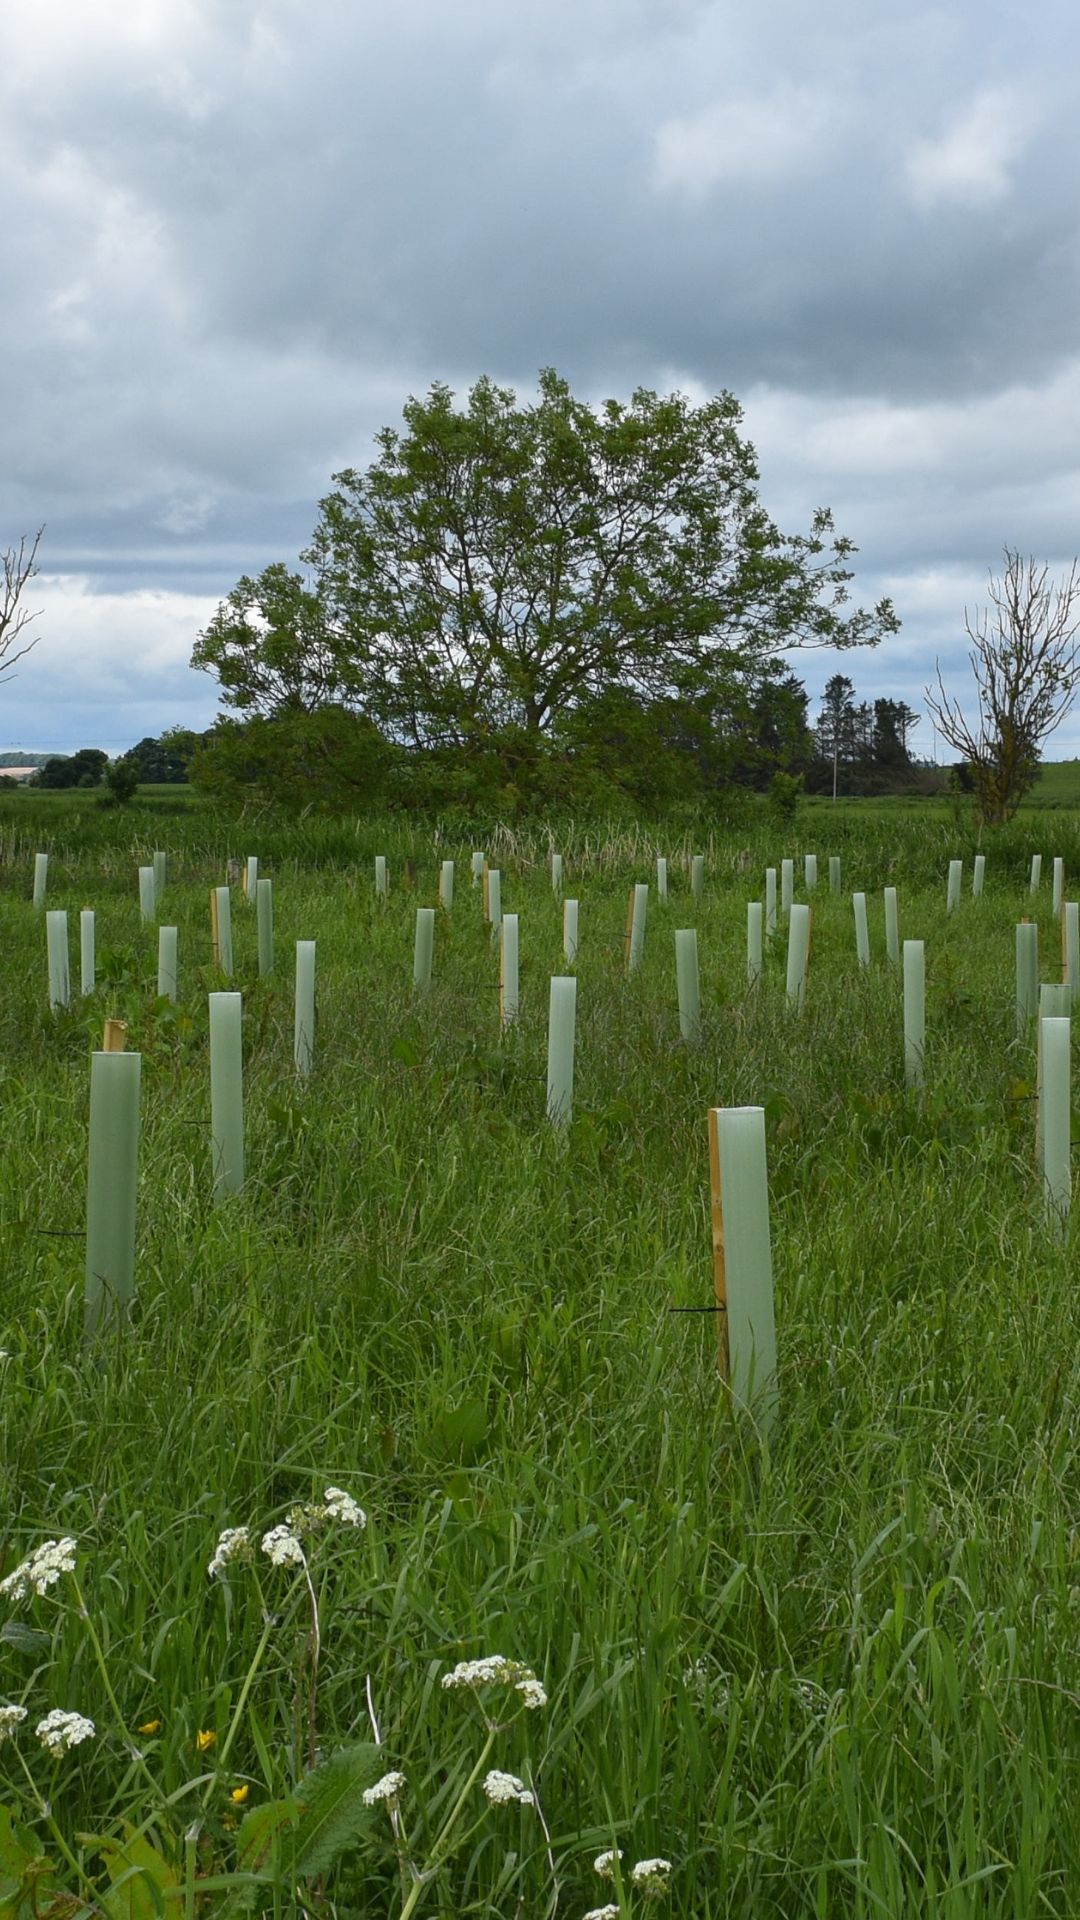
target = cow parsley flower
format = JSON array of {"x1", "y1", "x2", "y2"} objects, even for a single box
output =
[
  {"x1": 261, "y1": 1525, "x2": 305, "y2": 1568},
  {"x1": 323, "y1": 1487, "x2": 366, "y2": 1528},
  {"x1": 631, "y1": 1858, "x2": 672, "y2": 1894},
  {"x1": 594, "y1": 1850, "x2": 623, "y2": 1880},
  {"x1": 36, "y1": 1709, "x2": 95, "y2": 1756},
  {"x1": 0, "y1": 1704, "x2": 27, "y2": 1742},
  {"x1": 207, "y1": 1528, "x2": 252, "y2": 1579},
  {"x1": 363, "y1": 1769, "x2": 406, "y2": 1806},
  {"x1": 583, "y1": 1907, "x2": 619, "y2": 1920},
  {"x1": 0, "y1": 1538, "x2": 78, "y2": 1602},
  {"x1": 482, "y1": 1769, "x2": 534, "y2": 1806},
  {"x1": 442, "y1": 1656, "x2": 545, "y2": 1705}
]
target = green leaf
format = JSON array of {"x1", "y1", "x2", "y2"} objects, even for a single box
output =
[
  {"x1": 288, "y1": 1742, "x2": 382, "y2": 1879},
  {"x1": 0, "y1": 1622, "x2": 51, "y2": 1656},
  {"x1": 235, "y1": 1797, "x2": 300, "y2": 1876},
  {"x1": 95, "y1": 1828, "x2": 180, "y2": 1919},
  {"x1": 422, "y1": 1398, "x2": 489, "y2": 1465}
]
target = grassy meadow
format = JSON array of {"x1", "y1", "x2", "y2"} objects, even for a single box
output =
[{"x1": 2, "y1": 793, "x2": 1080, "y2": 1916}]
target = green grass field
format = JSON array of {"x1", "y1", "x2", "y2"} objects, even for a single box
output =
[{"x1": 2, "y1": 797, "x2": 1080, "y2": 1916}]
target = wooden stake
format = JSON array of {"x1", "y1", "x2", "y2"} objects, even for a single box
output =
[
  {"x1": 210, "y1": 886, "x2": 220, "y2": 966},
  {"x1": 707, "y1": 1108, "x2": 730, "y2": 1377},
  {"x1": 482, "y1": 861, "x2": 490, "y2": 921},
  {"x1": 404, "y1": 858, "x2": 417, "y2": 889},
  {"x1": 102, "y1": 1019, "x2": 127, "y2": 1053}
]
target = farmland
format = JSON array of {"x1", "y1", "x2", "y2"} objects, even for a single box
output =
[{"x1": 2, "y1": 794, "x2": 1080, "y2": 1917}]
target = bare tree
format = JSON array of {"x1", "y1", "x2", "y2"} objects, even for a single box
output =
[
  {"x1": 0, "y1": 529, "x2": 44, "y2": 683},
  {"x1": 926, "y1": 549, "x2": 1080, "y2": 825}
]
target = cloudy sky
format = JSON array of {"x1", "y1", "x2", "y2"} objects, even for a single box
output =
[{"x1": 3, "y1": 0, "x2": 1080, "y2": 757}]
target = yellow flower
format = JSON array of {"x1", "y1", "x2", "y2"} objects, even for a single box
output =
[
  {"x1": 230, "y1": 1785, "x2": 250, "y2": 1804},
  {"x1": 196, "y1": 1729, "x2": 217, "y2": 1752},
  {"x1": 137, "y1": 1720, "x2": 161, "y2": 1736}
]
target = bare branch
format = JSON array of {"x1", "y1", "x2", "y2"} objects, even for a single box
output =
[
  {"x1": 925, "y1": 547, "x2": 1080, "y2": 824},
  {"x1": 0, "y1": 528, "x2": 45, "y2": 684}
]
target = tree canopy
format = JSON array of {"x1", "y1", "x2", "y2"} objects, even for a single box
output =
[{"x1": 194, "y1": 371, "x2": 898, "y2": 776}]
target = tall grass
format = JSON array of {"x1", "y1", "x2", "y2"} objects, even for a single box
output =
[{"x1": 0, "y1": 799, "x2": 1079, "y2": 1915}]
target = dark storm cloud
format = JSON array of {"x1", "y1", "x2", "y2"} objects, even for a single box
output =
[{"x1": 3, "y1": 0, "x2": 1080, "y2": 747}]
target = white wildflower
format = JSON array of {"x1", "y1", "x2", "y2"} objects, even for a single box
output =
[
  {"x1": 0, "y1": 1538, "x2": 78, "y2": 1602},
  {"x1": 207, "y1": 1527, "x2": 252, "y2": 1579},
  {"x1": 36, "y1": 1709, "x2": 95, "y2": 1756},
  {"x1": 631, "y1": 1858, "x2": 672, "y2": 1893},
  {"x1": 583, "y1": 1908, "x2": 619, "y2": 1920},
  {"x1": 442, "y1": 1656, "x2": 543, "y2": 1702},
  {"x1": 594, "y1": 1850, "x2": 623, "y2": 1879},
  {"x1": 286, "y1": 1503, "x2": 329, "y2": 1537},
  {"x1": 515, "y1": 1676, "x2": 547, "y2": 1709},
  {"x1": 261, "y1": 1525, "x2": 305, "y2": 1568},
  {"x1": 362, "y1": 1769, "x2": 406, "y2": 1806},
  {"x1": 482, "y1": 1769, "x2": 534, "y2": 1807},
  {"x1": 0, "y1": 1704, "x2": 27, "y2": 1741},
  {"x1": 323, "y1": 1487, "x2": 366, "y2": 1528}
]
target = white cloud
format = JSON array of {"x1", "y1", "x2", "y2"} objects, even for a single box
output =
[
  {"x1": 903, "y1": 87, "x2": 1034, "y2": 209},
  {"x1": 652, "y1": 86, "x2": 837, "y2": 198}
]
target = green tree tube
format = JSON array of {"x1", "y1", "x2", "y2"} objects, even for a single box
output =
[
  {"x1": 853, "y1": 891, "x2": 870, "y2": 967},
  {"x1": 546, "y1": 976, "x2": 577, "y2": 1127},
  {"x1": 765, "y1": 867, "x2": 777, "y2": 938},
  {"x1": 246, "y1": 855, "x2": 258, "y2": 899},
  {"x1": 215, "y1": 886, "x2": 233, "y2": 976},
  {"x1": 903, "y1": 940, "x2": 925, "y2": 1088},
  {"x1": 46, "y1": 910, "x2": 70, "y2": 1010},
  {"x1": 691, "y1": 854, "x2": 704, "y2": 899},
  {"x1": 947, "y1": 860, "x2": 962, "y2": 913},
  {"x1": 471, "y1": 850, "x2": 484, "y2": 886},
  {"x1": 972, "y1": 853, "x2": 985, "y2": 898},
  {"x1": 781, "y1": 858, "x2": 793, "y2": 918},
  {"x1": 628, "y1": 882, "x2": 648, "y2": 971},
  {"x1": 138, "y1": 865, "x2": 156, "y2": 925},
  {"x1": 84, "y1": 1050, "x2": 141, "y2": 1341},
  {"x1": 656, "y1": 855, "x2": 668, "y2": 901},
  {"x1": 747, "y1": 901, "x2": 764, "y2": 985},
  {"x1": 501, "y1": 913, "x2": 520, "y2": 1027},
  {"x1": 1015, "y1": 922, "x2": 1039, "y2": 1037},
  {"x1": 1067, "y1": 902, "x2": 1080, "y2": 1005},
  {"x1": 884, "y1": 887, "x2": 900, "y2": 966},
  {"x1": 295, "y1": 939, "x2": 316, "y2": 1077},
  {"x1": 33, "y1": 851, "x2": 47, "y2": 909},
  {"x1": 1036, "y1": 984, "x2": 1071, "y2": 1170},
  {"x1": 413, "y1": 907, "x2": 435, "y2": 991},
  {"x1": 563, "y1": 897, "x2": 579, "y2": 964},
  {"x1": 551, "y1": 852, "x2": 563, "y2": 895},
  {"x1": 158, "y1": 925, "x2": 178, "y2": 1002},
  {"x1": 785, "y1": 903, "x2": 810, "y2": 1012},
  {"x1": 488, "y1": 868, "x2": 502, "y2": 936},
  {"x1": 1030, "y1": 853, "x2": 1042, "y2": 894},
  {"x1": 439, "y1": 859, "x2": 454, "y2": 911},
  {"x1": 1041, "y1": 1014, "x2": 1071, "y2": 1232},
  {"x1": 805, "y1": 853, "x2": 818, "y2": 891},
  {"x1": 829, "y1": 855, "x2": 841, "y2": 894},
  {"x1": 1053, "y1": 857, "x2": 1064, "y2": 917},
  {"x1": 80, "y1": 909, "x2": 95, "y2": 996},
  {"x1": 153, "y1": 850, "x2": 166, "y2": 904},
  {"x1": 675, "y1": 928, "x2": 702, "y2": 1044},
  {"x1": 256, "y1": 876, "x2": 274, "y2": 976},
  {"x1": 375, "y1": 855, "x2": 388, "y2": 898},
  {"x1": 713, "y1": 1105, "x2": 778, "y2": 1429},
  {"x1": 209, "y1": 991, "x2": 244, "y2": 1200}
]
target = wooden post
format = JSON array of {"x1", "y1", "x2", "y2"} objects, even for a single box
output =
[
  {"x1": 707, "y1": 1108, "x2": 729, "y2": 1377},
  {"x1": 482, "y1": 861, "x2": 490, "y2": 921},
  {"x1": 102, "y1": 1019, "x2": 127, "y2": 1052},
  {"x1": 404, "y1": 858, "x2": 417, "y2": 889}
]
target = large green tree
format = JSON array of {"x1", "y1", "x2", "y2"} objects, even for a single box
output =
[{"x1": 194, "y1": 372, "x2": 898, "y2": 758}]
